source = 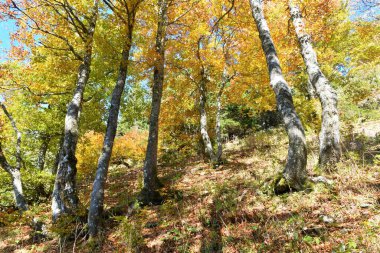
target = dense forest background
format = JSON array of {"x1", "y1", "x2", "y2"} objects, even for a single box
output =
[{"x1": 0, "y1": 0, "x2": 379, "y2": 252}]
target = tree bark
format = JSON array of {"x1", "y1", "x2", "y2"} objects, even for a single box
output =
[
  {"x1": 0, "y1": 103, "x2": 27, "y2": 211},
  {"x1": 196, "y1": 36, "x2": 217, "y2": 164},
  {"x1": 249, "y1": 0, "x2": 307, "y2": 191},
  {"x1": 37, "y1": 135, "x2": 50, "y2": 171},
  {"x1": 215, "y1": 67, "x2": 229, "y2": 163},
  {"x1": 0, "y1": 144, "x2": 27, "y2": 211},
  {"x1": 88, "y1": 5, "x2": 138, "y2": 236},
  {"x1": 199, "y1": 72, "x2": 216, "y2": 164},
  {"x1": 139, "y1": 0, "x2": 168, "y2": 205},
  {"x1": 289, "y1": 3, "x2": 341, "y2": 167},
  {"x1": 215, "y1": 88, "x2": 223, "y2": 162},
  {"x1": 52, "y1": 0, "x2": 99, "y2": 221},
  {"x1": 52, "y1": 133, "x2": 64, "y2": 175}
]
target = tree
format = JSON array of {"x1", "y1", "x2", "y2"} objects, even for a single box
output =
[
  {"x1": 193, "y1": 0, "x2": 235, "y2": 166},
  {"x1": 138, "y1": 0, "x2": 170, "y2": 205},
  {"x1": 88, "y1": 0, "x2": 142, "y2": 237},
  {"x1": 289, "y1": 2, "x2": 341, "y2": 167},
  {"x1": 214, "y1": 26, "x2": 237, "y2": 163},
  {"x1": 249, "y1": 0, "x2": 307, "y2": 192},
  {"x1": 49, "y1": 0, "x2": 100, "y2": 220},
  {"x1": 0, "y1": 101, "x2": 27, "y2": 211},
  {"x1": 196, "y1": 35, "x2": 217, "y2": 164}
]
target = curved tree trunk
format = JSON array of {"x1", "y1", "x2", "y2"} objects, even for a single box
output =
[
  {"x1": 289, "y1": 3, "x2": 341, "y2": 167},
  {"x1": 249, "y1": 0, "x2": 307, "y2": 192},
  {"x1": 88, "y1": 5, "x2": 138, "y2": 235},
  {"x1": 52, "y1": 0, "x2": 99, "y2": 221},
  {"x1": 139, "y1": 0, "x2": 168, "y2": 205},
  {"x1": 0, "y1": 103, "x2": 27, "y2": 211}
]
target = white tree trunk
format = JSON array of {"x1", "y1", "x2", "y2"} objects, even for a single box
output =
[
  {"x1": 0, "y1": 103, "x2": 27, "y2": 211},
  {"x1": 0, "y1": 143, "x2": 28, "y2": 211},
  {"x1": 52, "y1": 0, "x2": 99, "y2": 221},
  {"x1": 289, "y1": 3, "x2": 341, "y2": 166},
  {"x1": 249, "y1": 0, "x2": 307, "y2": 191}
]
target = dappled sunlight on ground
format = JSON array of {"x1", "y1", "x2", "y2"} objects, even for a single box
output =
[{"x1": 0, "y1": 129, "x2": 379, "y2": 252}]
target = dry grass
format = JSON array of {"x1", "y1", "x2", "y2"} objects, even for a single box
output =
[{"x1": 0, "y1": 128, "x2": 379, "y2": 252}]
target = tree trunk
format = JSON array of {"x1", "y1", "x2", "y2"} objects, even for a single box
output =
[
  {"x1": 196, "y1": 35, "x2": 216, "y2": 165},
  {"x1": 289, "y1": 3, "x2": 341, "y2": 167},
  {"x1": 0, "y1": 142, "x2": 28, "y2": 211},
  {"x1": 9, "y1": 168, "x2": 27, "y2": 210},
  {"x1": 199, "y1": 74, "x2": 216, "y2": 164},
  {"x1": 52, "y1": 134, "x2": 64, "y2": 175},
  {"x1": 52, "y1": 1, "x2": 99, "y2": 221},
  {"x1": 215, "y1": 66, "x2": 229, "y2": 163},
  {"x1": 249, "y1": 0, "x2": 307, "y2": 192},
  {"x1": 88, "y1": 14, "x2": 136, "y2": 236},
  {"x1": 215, "y1": 90, "x2": 223, "y2": 162},
  {"x1": 0, "y1": 103, "x2": 27, "y2": 211},
  {"x1": 37, "y1": 135, "x2": 50, "y2": 171},
  {"x1": 139, "y1": 0, "x2": 168, "y2": 205}
]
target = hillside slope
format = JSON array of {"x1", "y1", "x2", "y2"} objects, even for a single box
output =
[{"x1": 1, "y1": 128, "x2": 380, "y2": 252}]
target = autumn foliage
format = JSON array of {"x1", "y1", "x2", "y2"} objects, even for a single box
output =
[{"x1": 76, "y1": 128, "x2": 148, "y2": 179}]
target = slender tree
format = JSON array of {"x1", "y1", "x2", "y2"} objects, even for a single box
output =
[
  {"x1": 195, "y1": 1, "x2": 235, "y2": 166},
  {"x1": 215, "y1": 81, "x2": 224, "y2": 161},
  {"x1": 215, "y1": 34, "x2": 236, "y2": 163},
  {"x1": 196, "y1": 36, "x2": 217, "y2": 164},
  {"x1": 138, "y1": 0, "x2": 169, "y2": 205},
  {"x1": 9, "y1": 0, "x2": 102, "y2": 220},
  {"x1": 249, "y1": 0, "x2": 307, "y2": 192},
  {"x1": 88, "y1": 0, "x2": 141, "y2": 237},
  {"x1": 0, "y1": 102, "x2": 27, "y2": 211},
  {"x1": 289, "y1": 2, "x2": 341, "y2": 167},
  {"x1": 51, "y1": 0, "x2": 100, "y2": 220}
]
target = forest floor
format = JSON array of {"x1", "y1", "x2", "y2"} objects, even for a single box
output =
[{"x1": 1, "y1": 127, "x2": 380, "y2": 252}]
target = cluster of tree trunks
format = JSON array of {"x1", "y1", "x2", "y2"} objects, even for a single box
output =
[{"x1": 0, "y1": 0, "x2": 343, "y2": 239}]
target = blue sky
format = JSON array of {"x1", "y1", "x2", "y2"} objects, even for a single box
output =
[{"x1": 0, "y1": 19, "x2": 16, "y2": 61}]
